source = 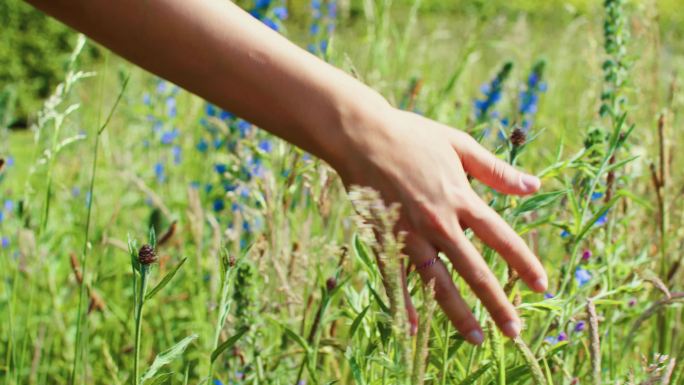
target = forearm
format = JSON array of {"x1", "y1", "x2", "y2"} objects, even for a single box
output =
[{"x1": 26, "y1": 0, "x2": 389, "y2": 169}]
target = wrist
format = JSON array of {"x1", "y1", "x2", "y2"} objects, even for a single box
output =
[{"x1": 311, "y1": 77, "x2": 393, "y2": 178}]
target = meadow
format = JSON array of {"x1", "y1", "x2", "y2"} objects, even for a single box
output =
[{"x1": 1, "y1": 0, "x2": 683, "y2": 384}]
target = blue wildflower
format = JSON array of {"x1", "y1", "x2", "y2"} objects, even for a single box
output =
[
  {"x1": 213, "y1": 379, "x2": 223, "y2": 385},
  {"x1": 254, "y1": 0, "x2": 271, "y2": 9},
  {"x1": 0, "y1": 211, "x2": 3, "y2": 223},
  {"x1": 591, "y1": 192, "x2": 604, "y2": 200},
  {"x1": 595, "y1": 213, "x2": 608, "y2": 226},
  {"x1": 557, "y1": 332, "x2": 568, "y2": 342},
  {"x1": 215, "y1": 163, "x2": 228, "y2": 174},
  {"x1": 238, "y1": 120, "x2": 252, "y2": 137},
  {"x1": 206, "y1": 104, "x2": 217, "y2": 117},
  {"x1": 273, "y1": 6, "x2": 288, "y2": 20},
  {"x1": 143, "y1": 93, "x2": 152, "y2": 106},
  {"x1": 156, "y1": 80, "x2": 167, "y2": 94},
  {"x1": 560, "y1": 229, "x2": 570, "y2": 238},
  {"x1": 517, "y1": 60, "x2": 546, "y2": 131},
  {"x1": 1, "y1": 236, "x2": 9, "y2": 249},
  {"x1": 575, "y1": 267, "x2": 591, "y2": 287},
  {"x1": 166, "y1": 96, "x2": 177, "y2": 118},
  {"x1": 574, "y1": 321, "x2": 586, "y2": 332},
  {"x1": 72, "y1": 187, "x2": 81, "y2": 198},
  {"x1": 213, "y1": 199, "x2": 225, "y2": 212},
  {"x1": 258, "y1": 139, "x2": 273, "y2": 153},
  {"x1": 262, "y1": 17, "x2": 279, "y2": 31},
  {"x1": 219, "y1": 110, "x2": 234, "y2": 120},
  {"x1": 172, "y1": 146, "x2": 182, "y2": 164},
  {"x1": 544, "y1": 292, "x2": 554, "y2": 299},
  {"x1": 4, "y1": 200, "x2": 13, "y2": 212},
  {"x1": 154, "y1": 162, "x2": 165, "y2": 183},
  {"x1": 197, "y1": 138, "x2": 209, "y2": 153},
  {"x1": 474, "y1": 62, "x2": 512, "y2": 122},
  {"x1": 6, "y1": 156, "x2": 14, "y2": 166}
]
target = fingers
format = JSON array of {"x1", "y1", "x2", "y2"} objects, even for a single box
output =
[
  {"x1": 404, "y1": 234, "x2": 484, "y2": 345},
  {"x1": 432, "y1": 224, "x2": 522, "y2": 338},
  {"x1": 454, "y1": 133, "x2": 540, "y2": 196},
  {"x1": 462, "y1": 194, "x2": 547, "y2": 293}
]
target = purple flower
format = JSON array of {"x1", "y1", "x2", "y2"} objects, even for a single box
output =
[
  {"x1": 544, "y1": 292, "x2": 554, "y2": 299},
  {"x1": 4, "y1": 200, "x2": 14, "y2": 212},
  {"x1": 557, "y1": 332, "x2": 568, "y2": 342},
  {"x1": 595, "y1": 213, "x2": 608, "y2": 226},
  {"x1": 628, "y1": 298, "x2": 637, "y2": 307},
  {"x1": 574, "y1": 321, "x2": 586, "y2": 332},
  {"x1": 161, "y1": 129, "x2": 179, "y2": 145},
  {"x1": 273, "y1": 6, "x2": 288, "y2": 20},
  {"x1": 575, "y1": 267, "x2": 591, "y2": 287},
  {"x1": 581, "y1": 249, "x2": 592, "y2": 261},
  {"x1": 1, "y1": 236, "x2": 9, "y2": 249}
]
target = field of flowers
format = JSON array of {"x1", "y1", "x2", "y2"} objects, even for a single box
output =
[{"x1": 1, "y1": 0, "x2": 683, "y2": 384}]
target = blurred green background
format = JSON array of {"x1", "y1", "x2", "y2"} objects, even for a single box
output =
[{"x1": 1, "y1": 0, "x2": 682, "y2": 127}]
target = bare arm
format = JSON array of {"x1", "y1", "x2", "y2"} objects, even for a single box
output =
[{"x1": 27, "y1": 0, "x2": 547, "y2": 343}]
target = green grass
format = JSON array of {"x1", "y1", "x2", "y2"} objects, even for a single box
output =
[{"x1": 1, "y1": 1, "x2": 683, "y2": 384}]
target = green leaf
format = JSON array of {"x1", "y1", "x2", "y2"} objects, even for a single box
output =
[
  {"x1": 367, "y1": 282, "x2": 390, "y2": 314},
  {"x1": 282, "y1": 326, "x2": 310, "y2": 353},
  {"x1": 146, "y1": 373, "x2": 173, "y2": 385},
  {"x1": 145, "y1": 258, "x2": 187, "y2": 301},
  {"x1": 141, "y1": 334, "x2": 198, "y2": 384},
  {"x1": 350, "y1": 305, "x2": 370, "y2": 338},
  {"x1": 348, "y1": 356, "x2": 366, "y2": 385},
  {"x1": 513, "y1": 190, "x2": 566, "y2": 216},
  {"x1": 353, "y1": 234, "x2": 375, "y2": 274},
  {"x1": 458, "y1": 362, "x2": 492, "y2": 385},
  {"x1": 210, "y1": 326, "x2": 249, "y2": 363}
]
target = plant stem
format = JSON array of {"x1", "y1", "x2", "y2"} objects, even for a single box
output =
[{"x1": 133, "y1": 268, "x2": 149, "y2": 385}]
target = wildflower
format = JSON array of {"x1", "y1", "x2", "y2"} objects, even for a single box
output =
[
  {"x1": 72, "y1": 187, "x2": 81, "y2": 198},
  {"x1": 4, "y1": 199, "x2": 13, "y2": 212},
  {"x1": 238, "y1": 120, "x2": 252, "y2": 137},
  {"x1": 575, "y1": 267, "x2": 591, "y2": 287},
  {"x1": 258, "y1": 139, "x2": 273, "y2": 153},
  {"x1": 213, "y1": 198, "x2": 225, "y2": 212},
  {"x1": 574, "y1": 321, "x2": 586, "y2": 332},
  {"x1": 517, "y1": 60, "x2": 546, "y2": 131},
  {"x1": 161, "y1": 129, "x2": 179, "y2": 145},
  {"x1": 595, "y1": 213, "x2": 608, "y2": 226},
  {"x1": 6, "y1": 156, "x2": 14, "y2": 167},
  {"x1": 143, "y1": 93, "x2": 151, "y2": 106},
  {"x1": 206, "y1": 104, "x2": 217, "y2": 117},
  {"x1": 544, "y1": 292, "x2": 554, "y2": 299},
  {"x1": 213, "y1": 380, "x2": 223, "y2": 385},
  {"x1": 560, "y1": 229, "x2": 570, "y2": 238},
  {"x1": 214, "y1": 163, "x2": 228, "y2": 174},
  {"x1": 1, "y1": 236, "x2": 9, "y2": 249},
  {"x1": 219, "y1": 110, "x2": 233, "y2": 120},
  {"x1": 138, "y1": 244, "x2": 157, "y2": 265},
  {"x1": 262, "y1": 17, "x2": 279, "y2": 31},
  {"x1": 581, "y1": 249, "x2": 592, "y2": 261},
  {"x1": 474, "y1": 62, "x2": 513, "y2": 122},
  {"x1": 326, "y1": 277, "x2": 337, "y2": 291},
  {"x1": 510, "y1": 128, "x2": 526, "y2": 147},
  {"x1": 166, "y1": 96, "x2": 177, "y2": 118},
  {"x1": 628, "y1": 298, "x2": 636, "y2": 307},
  {"x1": 154, "y1": 162, "x2": 165, "y2": 183},
  {"x1": 196, "y1": 139, "x2": 209, "y2": 153},
  {"x1": 591, "y1": 192, "x2": 604, "y2": 200},
  {"x1": 156, "y1": 80, "x2": 167, "y2": 94},
  {"x1": 557, "y1": 332, "x2": 568, "y2": 342},
  {"x1": 172, "y1": 146, "x2": 182, "y2": 164},
  {"x1": 273, "y1": 6, "x2": 288, "y2": 20}
]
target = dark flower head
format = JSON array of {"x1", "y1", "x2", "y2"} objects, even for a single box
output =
[
  {"x1": 138, "y1": 244, "x2": 157, "y2": 265},
  {"x1": 510, "y1": 128, "x2": 526, "y2": 147},
  {"x1": 326, "y1": 277, "x2": 337, "y2": 292},
  {"x1": 581, "y1": 249, "x2": 592, "y2": 261}
]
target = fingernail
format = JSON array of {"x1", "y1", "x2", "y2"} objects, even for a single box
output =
[
  {"x1": 521, "y1": 174, "x2": 541, "y2": 192},
  {"x1": 466, "y1": 330, "x2": 484, "y2": 345},
  {"x1": 502, "y1": 320, "x2": 521, "y2": 338},
  {"x1": 533, "y1": 276, "x2": 548, "y2": 292}
]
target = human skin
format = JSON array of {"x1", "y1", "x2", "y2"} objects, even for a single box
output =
[{"x1": 27, "y1": 0, "x2": 548, "y2": 345}]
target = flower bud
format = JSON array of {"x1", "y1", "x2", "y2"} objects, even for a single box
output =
[{"x1": 138, "y1": 244, "x2": 157, "y2": 265}]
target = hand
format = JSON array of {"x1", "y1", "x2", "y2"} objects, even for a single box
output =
[{"x1": 335, "y1": 106, "x2": 547, "y2": 345}]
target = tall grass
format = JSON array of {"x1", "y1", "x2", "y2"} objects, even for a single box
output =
[{"x1": 0, "y1": 0, "x2": 683, "y2": 384}]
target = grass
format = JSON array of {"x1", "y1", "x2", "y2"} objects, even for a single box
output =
[{"x1": 1, "y1": 0, "x2": 683, "y2": 384}]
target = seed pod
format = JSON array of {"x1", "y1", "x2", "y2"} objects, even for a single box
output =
[
  {"x1": 138, "y1": 244, "x2": 157, "y2": 265},
  {"x1": 510, "y1": 128, "x2": 526, "y2": 147}
]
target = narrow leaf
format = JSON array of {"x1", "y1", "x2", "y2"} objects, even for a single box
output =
[
  {"x1": 141, "y1": 334, "x2": 198, "y2": 383},
  {"x1": 145, "y1": 258, "x2": 187, "y2": 300},
  {"x1": 211, "y1": 326, "x2": 249, "y2": 363}
]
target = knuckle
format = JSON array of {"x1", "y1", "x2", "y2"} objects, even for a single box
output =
[{"x1": 469, "y1": 268, "x2": 492, "y2": 292}]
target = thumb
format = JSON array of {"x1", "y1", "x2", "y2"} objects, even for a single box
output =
[{"x1": 455, "y1": 133, "x2": 541, "y2": 195}]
